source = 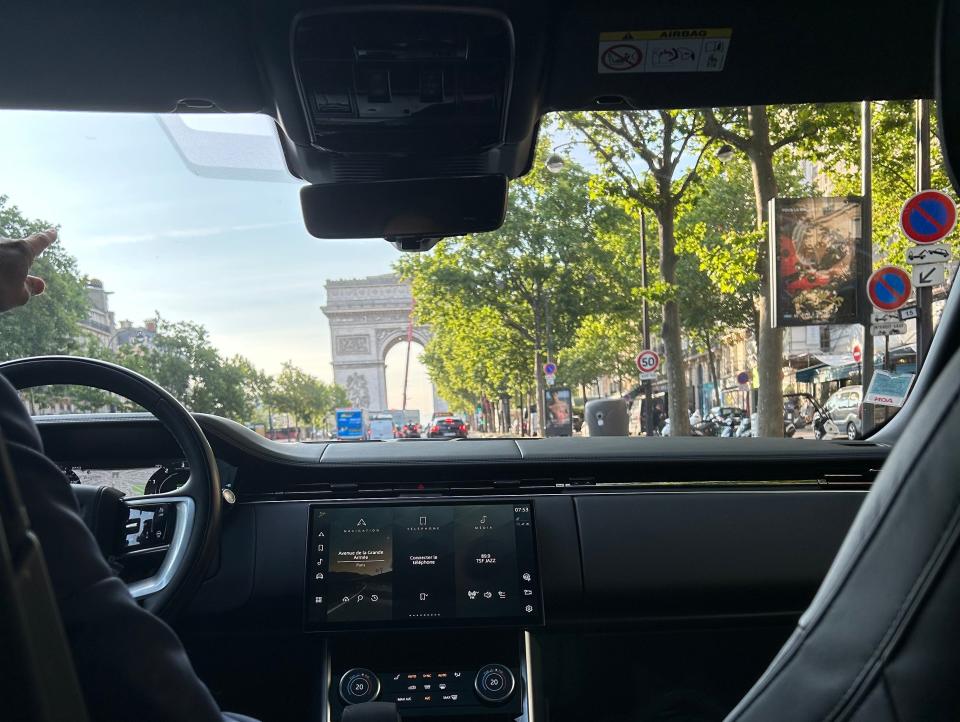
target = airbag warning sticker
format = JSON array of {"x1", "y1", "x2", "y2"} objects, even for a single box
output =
[{"x1": 598, "y1": 28, "x2": 731, "y2": 73}]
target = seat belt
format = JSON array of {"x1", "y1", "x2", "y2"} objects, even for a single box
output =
[{"x1": 0, "y1": 427, "x2": 89, "y2": 722}]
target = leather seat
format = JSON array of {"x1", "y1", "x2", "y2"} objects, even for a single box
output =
[{"x1": 726, "y1": 350, "x2": 960, "y2": 720}]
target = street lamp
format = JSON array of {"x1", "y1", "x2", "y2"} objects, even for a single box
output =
[
  {"x1": 544, "y1": 139, "x2": 587, "y2": 174},
  {"x1": 715, "y1": 144, "x2": 736, "y2": 163},
  {"x1": 545, "y1": 153, "x2": 566, "y2": 174}
]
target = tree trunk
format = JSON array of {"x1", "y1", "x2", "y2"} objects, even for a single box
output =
[
  {"x1": 704, "y1": 328, "x2": 722, "y2": 406},
  {"x1": 533, "y1": 345, "x2": 545, "y2": 438},
  {"x1": 658, "y1": 208, "x2": 690, "y2": 436},
  {"x1": 747, "y1": 105, "x2": 783, "y2": 438}
]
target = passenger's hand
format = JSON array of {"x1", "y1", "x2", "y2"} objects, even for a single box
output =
[{"x1": 0, "y1": 229, "x2": 58, "y2": 312}]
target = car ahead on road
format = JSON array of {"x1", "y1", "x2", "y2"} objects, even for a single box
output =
[
  {"x1": 399, "y1": 422, "x2": 421, "y2": 438},
  {"x1": 367, "y1": 413, "x2": 396, "y2": 440},
  {"x1": 427, "y1": 417, "x2": 468, "y2": 438},
  {"x1": 821, "y1": 385, "x2": 863, "y2": 440}
]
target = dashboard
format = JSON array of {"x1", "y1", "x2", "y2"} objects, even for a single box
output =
[{"x1": 34, "y1": 413, "x2": 889, "y2": 722}]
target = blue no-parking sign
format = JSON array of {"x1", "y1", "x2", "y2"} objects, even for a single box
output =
[
  {"x1": 867, "y1": 266, "x2": 912, "y2": 311},
  {"x1": 900, "y1": 190, "x2": 957, "y2": 244}
]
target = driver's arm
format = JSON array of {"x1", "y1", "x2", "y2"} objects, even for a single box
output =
[{"x1": 1, "y1": 232, "x2": 243, "y2": 722}]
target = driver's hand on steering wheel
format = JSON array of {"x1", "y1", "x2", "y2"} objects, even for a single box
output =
[{"x1": 0, "y1": 228, "x2": 58, "y2": 312}]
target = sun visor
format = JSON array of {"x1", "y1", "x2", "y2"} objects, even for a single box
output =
[{"x1": 299, "y1": 175, "x2": 508, "y2": 244}]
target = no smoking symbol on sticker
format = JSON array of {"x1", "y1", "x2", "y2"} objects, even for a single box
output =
[{"x1": 602, "y1": 44, "x2": 642, "y2": 71}]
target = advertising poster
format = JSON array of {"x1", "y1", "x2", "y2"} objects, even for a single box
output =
[
  {"x1": 770, "y1": 197, "x2": 862, "y2": 327},
  {"x1": 544, "y1": 387, "x2": 574, "y2": 437}
]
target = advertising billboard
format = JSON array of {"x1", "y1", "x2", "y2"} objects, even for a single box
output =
[
  {"x1": 544, "y1": 387, "x2": 574, "y2": 437},
  {"x1": 770, "y1": 197, "x2": 863, "y2": 327}
]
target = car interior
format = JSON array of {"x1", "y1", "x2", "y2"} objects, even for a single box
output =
[{"x1": 2, "y1": 1, "x2": 960, "y2": 721}]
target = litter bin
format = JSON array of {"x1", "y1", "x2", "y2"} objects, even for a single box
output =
[{"x1": 584, "y1": 398, "x2": 629, "y2": 436}]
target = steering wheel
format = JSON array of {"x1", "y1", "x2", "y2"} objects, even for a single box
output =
[{"x1": 0, "y1": 355, "x2": 221, "y2": 618}]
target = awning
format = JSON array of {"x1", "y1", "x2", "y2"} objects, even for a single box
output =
[
  {"x1": 796, "y1": 365, "x2": 825, "y2": 383},
  {"x1": 818, "y1": 362, "x2": 861, "y2": 382}
]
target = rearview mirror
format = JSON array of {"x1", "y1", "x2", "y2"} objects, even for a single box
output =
[{"x1": 300, "y1": 175, "x2": 508, "y2": 249}]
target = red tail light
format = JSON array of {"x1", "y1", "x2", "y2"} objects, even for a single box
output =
[
  {"x1": 459, "y1": 424, "x2": 467, "y2": 432},
  {"x1": 431, "y1": 425, "x2": 440, "y2": 434}
]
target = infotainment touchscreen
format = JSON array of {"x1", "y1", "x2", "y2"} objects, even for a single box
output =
[{"x1": 305, "y1": 502, "x2": 541, "y2": 628}]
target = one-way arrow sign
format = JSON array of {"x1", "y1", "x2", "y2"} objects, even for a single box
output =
[{"x1": 912, "y1": 264, "x2": 945, "y2": 287}]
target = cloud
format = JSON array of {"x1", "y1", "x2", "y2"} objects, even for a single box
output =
[{"x1": 82, "y1": 220, "x2": 300, "y2": 248}]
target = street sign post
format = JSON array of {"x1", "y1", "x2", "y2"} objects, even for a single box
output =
[
  {"x1": 635, "y1": 350, "x2": 660, "y2": 381},
  {"x1": 542, "y1": 362, "x2": 557, "y2": 376},
  {"x1": 866, "y1": 266, "x2": 912, "y2": 311},
  {"x1": 905, "y1": 242, "x2": 950, "y2": 289},
  {"x1": 900, "y1": 190, "x2": 957, "y2": 244},
  {"x1": 905, "y1": 243, "x2": 951, "y2": 264},
  {"x1": 898, "y1": 305, "x2": 919, "y2": 321},
  {"x1": 912, "y1": 263, "x2": 946, "y2": 287},
  {"x1": 870, "y1": 311, "x2": 907, "y2": 336}
]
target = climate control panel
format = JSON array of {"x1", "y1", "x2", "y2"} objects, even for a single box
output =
[{"x1": 335, "y1": 663, "x2": 517, "y2": 715}]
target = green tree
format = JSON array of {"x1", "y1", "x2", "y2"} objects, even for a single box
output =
[
  {"x1": 398, "y1": 139, "x2": 629, "y2": 434},
  {"x1": 0, "y1": 196, "x2": 88, "y2": 361},
  {"x1": 559, "y1": 313, "x2": 642, "y2": 399},
  {"x1": 271, "y1": 362, "x2": 341, "y2": 433},
  {"x1": 806, "y1": 100, "x2": 957, "y2": 266},
  {"x1": 699, "y1": 103, "x2": 854, "y2": 436},
  {"x1": 565, "y1": 110, "x2": 715, "y2": 435},
  {"x1": 115, "y1": 317, "x2": 263, "y2": 421},
  {"x1": 675, "y1": 156, "x2": 811, "y2": 404}
]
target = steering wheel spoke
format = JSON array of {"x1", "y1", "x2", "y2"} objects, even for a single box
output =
[{"x1": 120, "y1": 495, "x2": 196, "y2": 600}]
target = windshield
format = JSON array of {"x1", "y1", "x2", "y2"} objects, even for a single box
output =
[{"x1": 1, "y1": 102, "x2": 954, "y2": 441}]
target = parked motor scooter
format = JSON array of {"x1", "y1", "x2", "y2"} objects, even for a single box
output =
[
  {"x1": 661, "y1": 410, "x2": 709, "y2": 437},
  {"x1": 720, "y1": 415, "x2": 738, "y2": 438},
  {"x1": 784, "y1": 392, "x2": 832, "y2": 439},
  {"x1": 735, "y1": 413, "x2": 796, "y2": 437}
]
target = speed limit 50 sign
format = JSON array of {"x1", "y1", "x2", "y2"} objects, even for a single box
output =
[{"x1": 636, "y1": 350, "x2": 660, "y2": 377}]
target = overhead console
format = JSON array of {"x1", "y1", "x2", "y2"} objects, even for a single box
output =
[{"x1": 292, "y1": 8, "x2": 514, "y2": 156}]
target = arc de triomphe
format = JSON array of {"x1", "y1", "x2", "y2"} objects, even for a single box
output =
[{"x1": 321, "y1": 274, "x2": 444, "y2": 413}]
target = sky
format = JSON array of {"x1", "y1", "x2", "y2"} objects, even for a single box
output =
[{"x1": 0, "y1": 110, "x2": 436, "y2": 415}]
